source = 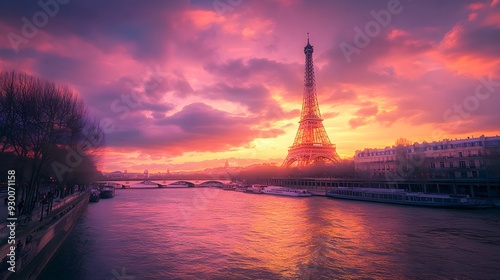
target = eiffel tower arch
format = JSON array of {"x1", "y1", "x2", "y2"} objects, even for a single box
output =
[{"x1": 283, "y1": 35, "x2": 341, "y2": 167}]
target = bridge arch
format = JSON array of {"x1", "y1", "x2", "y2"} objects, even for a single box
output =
[
  {"x1": 199, "y1": 180, "x2": 225, "y2": 187},
  {"x1": 167, "y1": 180, "x2": 196, "y2": 187}
]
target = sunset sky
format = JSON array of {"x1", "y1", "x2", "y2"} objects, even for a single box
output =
[{"x1": 1, "y1": 0, "x2": 500, "y2": 172}]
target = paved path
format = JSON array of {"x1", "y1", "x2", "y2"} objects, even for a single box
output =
[{"x1": 1, "y1": 192, "x2": 82, "y2": 240}]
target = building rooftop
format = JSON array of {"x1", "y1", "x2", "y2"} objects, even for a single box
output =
[{"x1": 355, "y1": 135, "x2": 500, "y2": 154}]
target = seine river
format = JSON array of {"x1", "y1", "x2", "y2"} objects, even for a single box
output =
[{"x1": 40, "y1": 187, "x2": 500, "y2": 279}]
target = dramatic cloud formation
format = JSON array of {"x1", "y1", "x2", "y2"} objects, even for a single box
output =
[{"x1": 1, "y1": 0, "x2": 499, "y2": 172}]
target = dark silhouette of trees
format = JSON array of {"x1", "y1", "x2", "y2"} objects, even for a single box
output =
[
  {"x1": 0, "y1": 71, "x2": 104, "y2": 214},
  {"x1": 238, "y1": 160, "x2": 355, "y2": 183},
  {"x1": 484, "y1": 145, "x2": 500, "y2": 179},
  {"x1": 392, "y1": 137, "x2": 426, "y2": 179},
  {"x1": 393, "y1": 137, "x2": 413, "y2": 179},
  {"x1": 288, "y1": 160, "x2": 355, "y2": 178}
]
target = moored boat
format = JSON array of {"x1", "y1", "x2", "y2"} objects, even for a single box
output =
[
  {"x1": 326, "y1": 187, "x2": 491, "y2": 209},
  {"x1": 235, "y1": 185, "x2": 248, "y2": 192},
  {"x1": 100, "y1": 185, "x2": 115, "y2": 198},
  {"x1": 245, "y1": 185, "x2": 264, "y2": 194},
  {"x1": 199, "y1": 181, "x2": 224, "y2": 188},
  {"x1": 222, "y1": 184, "x2": 236, "y2": 190},
  {"x1": 89, "y1": 189, "x2": 100, "y2": 202},
  {"x1": 261, "y1": 186, "x2": 311, "y2": 197}
]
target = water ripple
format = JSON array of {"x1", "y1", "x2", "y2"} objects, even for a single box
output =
[{"x1": 40, "y1": 189, "x2": 500, "y2": 279}]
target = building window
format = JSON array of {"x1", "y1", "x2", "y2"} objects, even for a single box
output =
[
  {"x1": 440, "y1": 162, "x2": 445, "y2": 168},
  {"x1": 469, "y1": 160, "x2": 476, "y2": 168},
  {"x1": 460, "y1": 172, "x2": 467, "y2": 178},
  {"x1": 472, "y1": 171, "x2": 478, "y2": 178},
  {"x1": 449, "y1": 162, "x2": 454, "y2": 168},
  {"x1": 459, "y1": 161, "x2": 466, "y2": 168},
  {"x1": 458, "y1": 152, "x2": 463, "y2": 157},
  {"x1": 430, "y1": 162, "x2": 436, "y2": 169}
]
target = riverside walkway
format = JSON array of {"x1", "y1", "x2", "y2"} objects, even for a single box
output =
[{"x1": 0, "y1": 190, "x2": 85, "y2": 241}]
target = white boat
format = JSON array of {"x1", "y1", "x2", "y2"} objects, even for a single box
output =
[
  {"x1": 326, "y1": 187, "x2": 491, "y2": 209},
  {"x1": 222, "y1": 184, "x2": 236, "y2": 190},
  {"x1": 245, "y1": 185, "x2": 264, "y2": 194},
  {"x1": 261, "y1": 186, "x2": 311, "y2": 197},
  {"x1": 166, "y1": 181, "x2": 191, "y2": 188},
  {"x1": 235, "y1": 185, "x2": 248, "y2": 192}
]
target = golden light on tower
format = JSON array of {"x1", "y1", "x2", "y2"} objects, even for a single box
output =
[{"x1": 283, "y1": 34, "x2": 341, "y2": 167}]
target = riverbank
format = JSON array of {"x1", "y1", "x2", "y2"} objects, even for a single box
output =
[
  {"x1": 0, "y1": 191, "x2": 89, "y2": 280},
  {"x1": 40, "y1": 188, "x2": 500, "y2": 279}
]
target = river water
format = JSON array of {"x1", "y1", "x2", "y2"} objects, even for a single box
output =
[{"x1": 39, "y1": 187, "x2": 500, "y2": 279}]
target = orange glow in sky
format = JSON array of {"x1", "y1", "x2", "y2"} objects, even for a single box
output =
[{"x1": 1, "y1": 0, "x2": 499, "y2": 172}]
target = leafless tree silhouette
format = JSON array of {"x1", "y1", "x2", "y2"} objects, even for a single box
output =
[{"x1": 0, "y1": 71, "x2": 104, "y2": 214}]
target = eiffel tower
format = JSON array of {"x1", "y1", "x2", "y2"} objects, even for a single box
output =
[{"x1": 283, "y1": 35, "x2": 341, "y2": 167}]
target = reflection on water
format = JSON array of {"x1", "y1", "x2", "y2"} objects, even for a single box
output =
[{"x1": 40, "y1": 188, "x2": 500, "y2": 279}]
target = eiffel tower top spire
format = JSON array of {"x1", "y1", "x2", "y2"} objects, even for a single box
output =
[
  {"x1": 305, "y1": 32, "x2": 313, "y2": 53},
  {"x1": 300, "y1": 34, "x2": 322, "y2": 121}
]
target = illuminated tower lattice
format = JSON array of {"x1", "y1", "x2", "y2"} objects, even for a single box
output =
[{"x1": 282, "y1": 35, "x2": 341, "y2": 167}]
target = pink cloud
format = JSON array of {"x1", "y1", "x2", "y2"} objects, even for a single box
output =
[
  {"x1": 355, "y1": 105, "x2": 379, "y2": 117},
  {"x1": 2, "y1": 0, "x2": 500, "y2": 172},
  {"x1": 349, "y1": 118, "x2": 368, "y2": 129}
]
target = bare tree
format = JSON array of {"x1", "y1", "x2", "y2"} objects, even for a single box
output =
[
  {"x1": 0, "y1": 72, "x2": 17, "y2": 153},
  {"x1": 484, "y1": 146, "x2": 500, "y2": 179},
  {"x1": 0, "y1": 71, "x2": 104, "y2": 215},
  {"x1": 389, "y1": 137, "x2": 425, "y2": 180}
]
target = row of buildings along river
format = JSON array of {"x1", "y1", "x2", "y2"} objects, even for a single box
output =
[{"x1": 354, "y1": 134, "x2": 500, "y2": 180}]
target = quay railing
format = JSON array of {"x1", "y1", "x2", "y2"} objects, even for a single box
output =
[{"x1": 0, "y1": 190, "x2": 88, "y2": 242}]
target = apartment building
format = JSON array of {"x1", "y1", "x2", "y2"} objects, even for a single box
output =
[{"x1": 354, "y1": 135, "x2": 500, "y2": 179}]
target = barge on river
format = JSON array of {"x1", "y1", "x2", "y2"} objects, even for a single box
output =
[
  {"x1": 326, "y1": 187, "x2": 491, "y2": 209},
  {"x1": 261, "y1": 186, "x2": 311, "y2": 197}
]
